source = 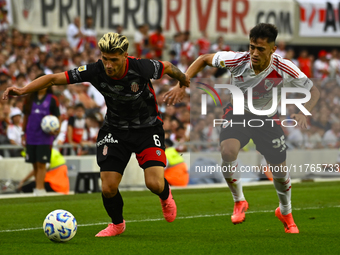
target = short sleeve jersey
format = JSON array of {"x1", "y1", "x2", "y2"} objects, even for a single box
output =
[
  {"x1": 65, "y1": 57, "x2": 164, "y2": 130},
  {"x1": 212, "y1": 51, "x2": 313, "y2": 116}
]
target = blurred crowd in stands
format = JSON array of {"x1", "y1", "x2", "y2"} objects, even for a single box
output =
[{"x1": 0, "y1": 10, "x2": 339, "y2": 158}]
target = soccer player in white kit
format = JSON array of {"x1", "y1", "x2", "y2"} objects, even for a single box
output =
[{"x1": 165, "y1": 23, "x2": 320, "y2": 233}]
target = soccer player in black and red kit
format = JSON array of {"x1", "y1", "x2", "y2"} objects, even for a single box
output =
[{"x1": 3, "y1": 33, "x2": 190, "y2": 237}]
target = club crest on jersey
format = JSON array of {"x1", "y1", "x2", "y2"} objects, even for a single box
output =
[
  {"x1": 103, "y1": 145, "x2": 108, "y2": 156},
  {"x1": 156, "y1": 150, "x2": 162, "y2": 156},
  {"x1": 264, "y1": 79, "x2": 274, "y2": 91},
  {"x1": 78, "y1": 65, "x2": 87, "y2": 72},
  {"x1": 131, "y1": 82, "x2": 139, "y2": 92}
]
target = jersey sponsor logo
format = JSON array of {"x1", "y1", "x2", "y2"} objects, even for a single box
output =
[
  {"x1": 103, "y1": 145, "x2": 108, "y2": 156},
  {"x1": 108, "y1": 85, "x2": 124, "y2": 92},
  {"x1": 131, "y1": 82, "x2": 139, "y2": 92},
  {"x1": 100, "y1": 82, "x2": 108, "y2": 88},
  {"x1": 97, "y1": 133, "x2": 118, "y2": 147},
  {"x1": 101, "y1": 90, "x2": 143, "y2": 101},
  {"x1": 156, "y1": 150, "x2": 161, "y2": 156},
  {"x1": 78, "y1": 65, "x2": 87, "y2": 72},
  {"x1": 114, "y1": 85, "x2": 124, "y2": 91}
]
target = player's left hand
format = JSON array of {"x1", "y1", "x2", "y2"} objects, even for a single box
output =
[
  {"x1": 2, "y1": 86, "x2": 24, "y2": 100},
  {"x1": 163, "y1": 84, "x2": 186, "y2": 106},
  {"x1": 291, "y1": 113, "x2": 308, "y2": 128}
]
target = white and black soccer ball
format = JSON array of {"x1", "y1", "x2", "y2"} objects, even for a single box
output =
[
  {"x1": 41, "y1": 115, "x2": 59, "y2": 133},
  {"x1": 43, "y1": 209, "x2": 77, "y2": 242}
]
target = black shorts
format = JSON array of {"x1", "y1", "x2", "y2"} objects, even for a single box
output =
[
  {"x1": 25, "y1": 144, "x2": 52, "y2": 163},
  {"x1": 97, "y1": 125, "x2": 166, "y2": 174},
  {"x1": 220, "y1": 104, "x2": 287, "y2": 164}
]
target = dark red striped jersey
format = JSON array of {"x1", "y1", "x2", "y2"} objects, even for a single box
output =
[
  {"x1": 212, "y1": 51, "x2": 313, "y2": 117},
  {"x1": 66, "y1": 57, "x2": 164, "y2": 129}
]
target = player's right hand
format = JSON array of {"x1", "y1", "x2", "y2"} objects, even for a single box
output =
[
  {"x1": 2, "y1": 86, "x2": 24, "y2": 100},
  {"x1": 179, "y1": 73, "x2": 190, "y2": 88},
  {"x1": 163, "y1": 83, "x2": 186, "y2": 106},
  {"x1": 291, "y1": 112, "x2": 308, "y2": 129}
]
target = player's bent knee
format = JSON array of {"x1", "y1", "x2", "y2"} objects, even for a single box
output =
[
  {"x1": 220, "y1": 139, "x2": 240, "y2": 162},
  {"x1": 220, "y1": 147, "x2": 238, "y2": 162},
  {"x1": 101, "y1": 184, "x2": 118, "y2": 198},
  {"x1": 145, "y1": 178, "x2": 163, "y2": 193}
]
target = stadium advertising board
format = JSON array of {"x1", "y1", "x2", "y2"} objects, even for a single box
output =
[
  {"x1": 297, "y1": 0, "x2": 340, "y2": 37},
  {"x1": 11, "y1": 0, "x2": 294, "y2": 41}
]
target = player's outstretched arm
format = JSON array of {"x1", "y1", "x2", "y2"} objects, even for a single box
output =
[
  {"x1": 163, "y1": 53, "x2": 215, "y2": 106},
  {"x1": 2, "y1": 72, "x2": 68, "y2": 100},
  {"x1": 291, "y1": 85, "x2": 320, "y2": 128},
  {"x1": 186, "y1": 53, "x2": 215, "y2": 78},
  {"x1": 162, "y1": 61, "x2": 190, "y2": 88},
  {"x1": 162, "y1": 61, "x2": 190, "y2": 105}
]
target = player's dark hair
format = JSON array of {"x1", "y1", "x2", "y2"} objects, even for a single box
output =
[
  {"x1": 249, "y1": 23, "x2": 278, "y2": 44},
  {"x1": 98, "y1": 32, "x2": 129, "y2": 54}
]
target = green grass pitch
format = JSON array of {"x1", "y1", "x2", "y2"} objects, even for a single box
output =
[{"x1": 0, "y1": 181, "x2": 339, "y2": 255}]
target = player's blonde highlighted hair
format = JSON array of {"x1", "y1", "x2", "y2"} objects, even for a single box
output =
[{"x1": 98, "y1": 32, "x2": 129, "y2": 54}]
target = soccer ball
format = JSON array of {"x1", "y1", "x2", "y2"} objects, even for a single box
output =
[
  {"x1": 43, "y1": 209, "x2": 77, "y2": 242},
  {"x1": 41, "y1": 115, "x2": 59, "y2": 133}
]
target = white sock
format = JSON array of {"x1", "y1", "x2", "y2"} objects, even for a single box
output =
[
  {"x1": 272, "y1": 171, "x2": 292, "y2": 215},
  {"x1": 222, "y1": 160, "x2": 245, "y2": 202},
  {"x1": 33, "y1": 188, "x2": 47, "y2": 196}
]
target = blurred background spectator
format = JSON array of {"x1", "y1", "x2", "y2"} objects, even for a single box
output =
[
  {"x1": 17, "y1": 148, "x2": 69, "y2": 194},
  {"x1": 67, "y1": 16, "x2": 84, "y2": 53},
  {"x1": 275, "y1": 41, "x2": 286, "y2": 58},
  {"x1": 6, "y1": 107, "x2": 22, "y2": 156},
  {"x1": 149, "y1": 26, "x2": 166, "y2": 59},
  {"x1": 164, "y1": 138, "x2": 189, "y2": 187}
]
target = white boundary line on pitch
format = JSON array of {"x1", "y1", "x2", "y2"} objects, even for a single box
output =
[{"x1": 1, "y1": 205, "x2": 340, "y2": 233}]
